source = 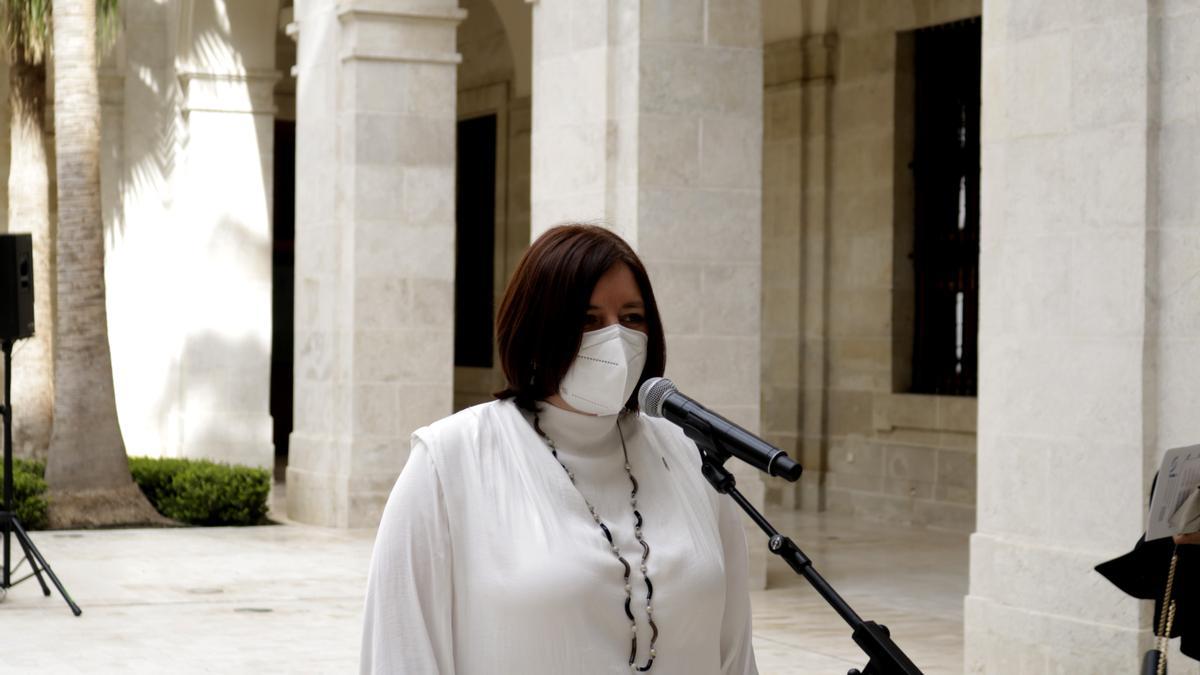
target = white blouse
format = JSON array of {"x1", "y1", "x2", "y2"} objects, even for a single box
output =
[{"x1": 361, "y1": 399, "x2": 758, "y2": 674}]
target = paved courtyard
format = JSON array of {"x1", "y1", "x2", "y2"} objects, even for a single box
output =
[{"x1": 0, "y1": 506, "x2": 967, "y2": 674}]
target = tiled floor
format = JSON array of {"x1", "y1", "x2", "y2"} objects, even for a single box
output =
[
  {"x1": 0, "y1": 509, "x2": 967, "y2": 673},
  {"x1": 749, "y1": 510, "x2": 967, "y2": 674}
]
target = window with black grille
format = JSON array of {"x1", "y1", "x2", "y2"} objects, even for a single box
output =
[
  {"x1": 899, "y1": 18, "x2": 980, "y2": 396},
  {"x1": 454, "y1": 114, "x2": 497, "y2": 368}
]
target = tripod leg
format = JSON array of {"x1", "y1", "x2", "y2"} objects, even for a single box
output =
[
  {"x1": 12, "y1": 522, "x2": 51, "y2": 596},
  {"x1": 11, "y1": 518, "x2": 82, "y2": 616},
  {"x1": 2, "y1": 519, "x2": 10, "y2": 588}
]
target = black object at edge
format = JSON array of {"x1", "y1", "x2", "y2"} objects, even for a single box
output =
[{"x1": 1, "y1": 337, "x2": 82, "y2": 616}]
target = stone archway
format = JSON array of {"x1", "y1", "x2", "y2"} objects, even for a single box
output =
[{"x1": 452, "y1": 0, "x2": 531, "y2": 411}]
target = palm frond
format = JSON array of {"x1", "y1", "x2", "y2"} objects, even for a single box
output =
[
  {"x1": 0, "y1": 0, "x2": 51, "y2": 65},
  {"x1": 0, "y1": 1, "x2": 120, "y2": 64},
  {"x1": 96, "y1": 0, "x2": 119, "y2": 54}
]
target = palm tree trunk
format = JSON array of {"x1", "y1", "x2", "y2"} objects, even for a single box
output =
[
  {"x1": 7, "y1": 56, "x2": 53, "y2": 461},
  {"x1": 45, "y1": 0, "x2": 165, "y2": 527}
]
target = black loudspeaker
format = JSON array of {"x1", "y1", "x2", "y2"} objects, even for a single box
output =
[{"x1": 0, "y1": 233, "x2": 35, "y2": 340}]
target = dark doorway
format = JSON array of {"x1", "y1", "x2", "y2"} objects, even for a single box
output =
[
  {"x1": 909, "y1": 18, "x2": 981, "y2": 396},
  {"x1": 271, "y1": 119, "x2": 296, "y2": 480},
  {"x1": 455, "y1": 114, "x2": 498, "y2": 369}
]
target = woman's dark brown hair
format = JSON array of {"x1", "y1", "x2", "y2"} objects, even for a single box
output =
[{"x1": 494, "y1": 224, "x2": 667, "y2": 412}]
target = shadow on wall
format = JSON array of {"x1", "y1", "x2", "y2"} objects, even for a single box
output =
[
  {"x1": 108, "y1": 0, "x2": 274, "y2": 242},
  {"x1": 133, "y1": 328, "x2": 271, "y2": 470},
  {"x1": 103, "y1": 2, "x2": 279, "y2": 472}
]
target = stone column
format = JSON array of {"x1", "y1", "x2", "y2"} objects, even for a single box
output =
[
  {"x1": 171, "y1": 0, "x2": 281, "y2": 471},
  {"x1": 104, "y1": 0, "x2": 186, "y2": 461},
  {"x1": 530, "y1": 0, "x2": 768, "y2": 588},
  {"x1": 174, "y1": 68, "x2": 278, "y2": 470},
  {"x1": 287, "y1": 0, "x2": 463, "y2": 527},
  {"x1": 762, "y1": 32, "x2": 836, "y2": 513},
  {"x1": 966, "y1": 2, "x2": 1200, "y2": 671}
]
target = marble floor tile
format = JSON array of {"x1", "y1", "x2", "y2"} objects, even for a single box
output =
[
  {"x1": 748, "y1": 510, "x2": 967, "y2": 674},
  {"x1": 0, "y1": 508, "x2": 968, "y2": 673}
]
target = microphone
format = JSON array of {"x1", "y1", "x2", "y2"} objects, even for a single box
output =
[{"x1": 638, "y1": 377, "x2": 803, "y2": 482}]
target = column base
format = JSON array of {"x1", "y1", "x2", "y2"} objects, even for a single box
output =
[
  {"x1": 965, "y1": 533, "x2": 1153, "y2": 673},
  {"x1": 286, "y1": 432, "x2": 394, "y2": 528},
  {"x1": 964, "y1": 595, "x2": 1148, "y2": 674}
]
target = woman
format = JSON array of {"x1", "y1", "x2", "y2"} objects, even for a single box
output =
[{"x1": 361, "y1": 225, "x2": 758, "y2": 674}]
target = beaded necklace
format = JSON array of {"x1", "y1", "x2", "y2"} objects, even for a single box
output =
[{"x1": 533, "y1": 413, "x2": 659, "y2": 672}]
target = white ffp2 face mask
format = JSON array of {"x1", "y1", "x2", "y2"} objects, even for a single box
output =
[{"x1": 558, "y1": 324, "x2": 649, "y2": 416}]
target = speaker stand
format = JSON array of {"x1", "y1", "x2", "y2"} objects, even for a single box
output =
[{"x1": 1, "y1": 338, "x2": 81, "y2": 615}]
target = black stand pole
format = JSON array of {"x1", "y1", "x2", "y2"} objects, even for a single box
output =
[
  {"x1": 680, "y1": 425, "x2": 921, "y2": 675},
  {"x1": 0, "y1": 337, "x2": 81, "y2": 615}
]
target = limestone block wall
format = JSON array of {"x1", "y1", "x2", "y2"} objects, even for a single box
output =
[
  {"x1": 1153, "y1": 4, "x2": 1200, "y2": 461},
  {"x1": 504, "y1": 96, "x2": 532, "y2": 290},
  {"x1": 761, "y1": 46, "x2": 803, "y2": 509},
  {"x1": 965, "y1": 1, "x2": 1200, "y2": 671},
  {"x1": 287, "y1": 0, "x2": 462, "y2": 527},
  {"x1": 530, "y1": 0, "x2": 768, "y2": 589},
  {"x1": 761, "y1": 35, "x2": 834, "y2": 511},
  {"x1": 759, "y1": 0, "x2": 983, "y2": 529}
]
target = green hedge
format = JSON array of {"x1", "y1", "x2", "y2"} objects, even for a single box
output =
[
  {"x1": 125, "y1": 457, "x2": 195, "y2": 511},
  {"x1": 2, "y1": 457, "x2": 270, "y2": 529},
  {"x1": 0, "y1": 459, "x2": 49, "y2": 530},
  {"x1": 128, "y1": 457, "x2": 271, "y2": 526}
]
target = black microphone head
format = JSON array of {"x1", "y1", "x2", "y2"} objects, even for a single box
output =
[{"x1": 638, "y1": 377, "x2": 676, "y2": 418}]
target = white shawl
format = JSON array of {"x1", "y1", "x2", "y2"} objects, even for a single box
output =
[{"x1": 361, "y1": 399, "x2": 758, "y2": 674}]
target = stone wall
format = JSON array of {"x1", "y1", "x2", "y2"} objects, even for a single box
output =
[
  {"x1": 965, "y1": 1, "x2": 1200, "y2": 671},
  {"x1": 99, "y1": 0, "x2": 186, "y2": 463},
  {"x1": 530, "y1": 0, "x2": 768, "y2": 589},
  {"x1": 98, "y1": 0, "x2": 279, "y2": 471},
  {"x1": 760, "y1": 0, "x2": 983, "y2": 530},
  {"x1": 761, "y1": 34, "x2": 834, "y2": 511},
  {"x1": 287, "y1": 0, "x2": 463, "y2": 527}
]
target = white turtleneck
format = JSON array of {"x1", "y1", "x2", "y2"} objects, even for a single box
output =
[
  {"x1": 361, "y1": 399, "x2": 758, "y2": 675},
  {"x1": 535, "y1": 402, "x2": 630, "y2": 520}
]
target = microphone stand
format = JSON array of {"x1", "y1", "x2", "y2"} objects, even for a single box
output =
[{"x1": 679, "y1": 423, "x2": 924, "y2": 675}]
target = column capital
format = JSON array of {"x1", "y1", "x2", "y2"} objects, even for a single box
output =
[
  {"x1": 178, "y1": 70, "x2": 282, "y2": 115},
  {"x1": 336, "y1": 1, "x2": 466, "y2": 65},
  {"x1": 335, "y1": 1, "x2": 466, "y2": 22}
]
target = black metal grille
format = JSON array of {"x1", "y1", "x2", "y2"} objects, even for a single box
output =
[{"x1": 910, "y1": 18, "x2": 981, "y2": 396}]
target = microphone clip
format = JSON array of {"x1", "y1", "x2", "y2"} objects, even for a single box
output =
[{"x1": 677, "y1": 416, "x2": 738, "y2": 496}]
